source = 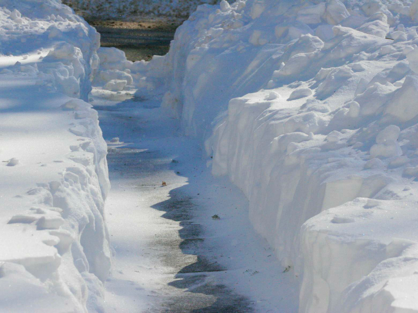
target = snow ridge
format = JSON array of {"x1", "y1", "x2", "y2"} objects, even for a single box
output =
[
  {"x1": 0, "y1": 1, "x2": 110, "y2": 312},
  {"x1": 130, "y1": 0, "x2": 418, "y2": 311}
]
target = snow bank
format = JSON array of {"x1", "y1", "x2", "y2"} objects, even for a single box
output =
[
  {"x1": 0, "y1": 1, "x2": 110, "y2": 312},
  {"x1": 134, "y1": 0, "x2": 418, "y2": 311},
  {"x1": 63, "y1": 0, "x2": 221, "y2": 18}
]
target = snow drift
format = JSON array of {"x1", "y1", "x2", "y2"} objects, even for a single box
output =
[
  {"x1": 0, "y1": 1, "x2": 110, "y2": 312},
  {"x1": 124, "y1": 0, "x2": 418, "y2": 311}
]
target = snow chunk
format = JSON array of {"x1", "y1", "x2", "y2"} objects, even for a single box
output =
[
  {"x1": 385, "y1": 76, "x2": 418, "y2": 122},
  {"x1": 370, "y1": 125, "x2": 401, "y2": 158},
  {"x1": 220, "y1": 0, "x2": 230, "y2": 12},
  {"x1": 104, "y1": 79, "x2": 128, "y2": 91},
  {"x1": 288, "y1": 88, "x2": 312, "y2": 101},
  {"x1": 324, "y1": 0, "x2": 350, "y2": 25},
  {"x1": 407, "y1": 48, "x2": 418, "y2": 74}
]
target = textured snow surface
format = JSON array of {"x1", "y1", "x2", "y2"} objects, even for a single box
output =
[
  {"x1": 0, "y1": 1, "x2": 110, "y2": 312},
  {"x1": 121, "y1": 0, "x2": 418, "y2": 311}
]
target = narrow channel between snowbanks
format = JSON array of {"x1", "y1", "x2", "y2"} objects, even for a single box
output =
[
  {"x1": 0, "y1": 1, "x2": 110, "y2": 312},
  {"x1": 95, "y1": 0, "x2": 418, "y2": 311}
]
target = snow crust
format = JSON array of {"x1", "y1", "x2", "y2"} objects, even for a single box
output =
[
  {"x1": 127, "y1": 0, "x2": 418, "y2": 311},
  {"x1": 0, "y1": 1, "x2": 110, "y2": 311}
]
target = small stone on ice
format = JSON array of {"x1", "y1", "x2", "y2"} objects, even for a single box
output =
[
  {"x1": 212, "y1": 214, "x2": 220, "y2": 220},
  {"x1": 283, "y1": 266, "x2": 291, "y2": 273}
]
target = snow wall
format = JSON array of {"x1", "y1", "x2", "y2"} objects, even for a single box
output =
[
  {"x1": 126, "y1": 0, "x2": 418, "y2": 311},
  {"x1": 0, "y1": 1, "x2": 110, "y2": 312},
  {"x1": 62, "y1": 0, "x2": 221, "y2": 18}
]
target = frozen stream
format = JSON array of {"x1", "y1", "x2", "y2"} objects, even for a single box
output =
[
  {"x1": 86, "y1": 16, "x2": 299, "y2": 311},
  {"x1": 91, "y1": 94, "x2": 299, "y2": 312}
]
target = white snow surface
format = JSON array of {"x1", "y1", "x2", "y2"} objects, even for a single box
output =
[
  {"x1": 0, "y1": 1, "x2": 110, "y2": 312},
  {"x1": 114, "y1": 0, "x2": 418, "y2": 311}
]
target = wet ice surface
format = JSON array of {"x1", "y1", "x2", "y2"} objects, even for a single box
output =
[{"x1": 94, "y1": 96, "x2": 298, "y2": 312}]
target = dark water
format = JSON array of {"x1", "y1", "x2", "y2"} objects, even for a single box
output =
[{"x1": 94, "y1": 25, "x2": 175, "y2": 61}]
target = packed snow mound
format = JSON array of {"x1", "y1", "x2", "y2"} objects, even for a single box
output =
[
  {"x1": 90, "y1": 47, "x2": 169, "y2": 101},
  {"x1": 130, "y1": 0, "x2": 418, "y2": 311},
  {"x1": 63, "y1": 0, "x2": 222, "y2": 18},
  {"x1": 0, "y1": 1, "x2": 110, "y2": 312},
  {"x1": 0, "y1": 0, "x2": 100, "y2": 100}
]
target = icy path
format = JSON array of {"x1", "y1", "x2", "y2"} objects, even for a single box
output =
[{"x1": 92, "y1": 94, "x2": 299, "y2": 312}]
